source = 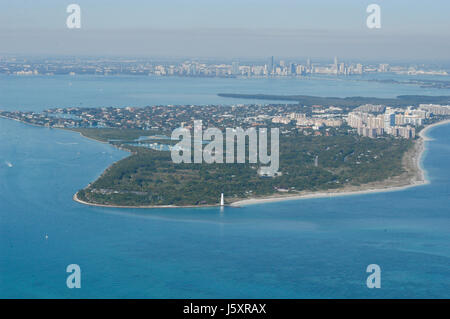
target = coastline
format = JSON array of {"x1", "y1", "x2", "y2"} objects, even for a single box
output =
[
  {"x1": 230, "y1": 119, "x2": 450, "y2": 207},
  {"x1": 72, "y1": 192, "x2": 222, "y2": 209},
  {"x1": 74, "y1": 120, "x2": 448, "y2": 209},
  {"x1": 1, "y1": 115, "x2": 448, "y2": 208},
  {"x1": 417, "y1": 118, "x2": 450, "y2": 142}
]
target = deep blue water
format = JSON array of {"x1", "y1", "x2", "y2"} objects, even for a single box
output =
[{"x1": 0, "y1": 74, "x2": 449, "y2": 298}]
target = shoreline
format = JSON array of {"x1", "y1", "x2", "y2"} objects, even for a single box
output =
[
  {"x1": 417, "y1": 119, "x2": 450, "y2": 142},
  {"x1": 230, "y1": 119, "x2": 450, "y2": 207},
  {"x1": 1, "y1": 115, "x2": 448, "y2": 209},
  {"x1": 72, "y1": 192, "x2": 224, "y2": 209},
  {"x1": 74, "y1": 120, "x2": 447, "y2": 209}
]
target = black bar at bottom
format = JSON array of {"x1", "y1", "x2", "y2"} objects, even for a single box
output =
[{"x1": 0, "y1": 299, "x2": 448, "y2": 317}]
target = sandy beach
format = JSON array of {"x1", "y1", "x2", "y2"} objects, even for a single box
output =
[
  {"x1": 72, "y1": 192, "x2": 221, "y2": 209},
  {"x1": 230, "y1": 119, "x2": 450, "y2": 207},
  {"x1": 72, "y1": 119, "x2": 450, "y2": 209},
  {"x1": 2, "y1": 114, "x2": 447, "y2": 209}
]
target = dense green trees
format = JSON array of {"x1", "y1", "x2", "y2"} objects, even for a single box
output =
[{"x1": 76, "y1": 131, "x2": 412, "y2": 206}]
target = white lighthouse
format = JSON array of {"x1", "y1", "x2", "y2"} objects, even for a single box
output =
[{"x1": 220, "y1": 193, "x2": 224, "y2": 206}]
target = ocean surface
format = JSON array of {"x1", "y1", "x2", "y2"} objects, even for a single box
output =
[{"x1": 0, "y1": 74, "x2": 449, "y2": 298}]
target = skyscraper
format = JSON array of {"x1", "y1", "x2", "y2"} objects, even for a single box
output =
[
  {"x1": 268, "y1": 56, "x2": 274, "y2": 75},
  {"x1": 290, "y1": 63, "x2": 296, "y2": 75},
  {"x1": 334, "y1": 56, "x2": 338, "y2": 74},
  {"x1": 232, "y1": 61, "x2": 239, "y2": 75},
  {"x1": 384, "y1": 112, "x2": 395, "y2": 129}
]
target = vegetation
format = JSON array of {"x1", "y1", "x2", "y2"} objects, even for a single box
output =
[
  {"x1": 75, "y1": 129, "x2": 413, "y2": 206},
  {"x1": 71, "y1": 128, "x2": 167, "y2": 142},
  {"x1": 218, "y1": 93, "x2": 450, "y2": 108}
]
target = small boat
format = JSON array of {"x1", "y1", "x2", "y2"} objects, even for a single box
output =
[{"x1": 5, "y1": 161, "x2": 13, "y2": 168}]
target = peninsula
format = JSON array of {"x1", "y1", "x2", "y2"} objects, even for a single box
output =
[{"x1": 1, "y1": 96, "x2": 449, "y2": 208}]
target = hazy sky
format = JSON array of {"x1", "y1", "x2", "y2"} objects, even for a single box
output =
[{"x1": 1, "y1": 0, "x2": 449, "y2": 61}]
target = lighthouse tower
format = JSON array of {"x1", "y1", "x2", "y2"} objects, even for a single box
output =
[{"x1": 220, "y1": 193, "x2": 224, "y2": 206}]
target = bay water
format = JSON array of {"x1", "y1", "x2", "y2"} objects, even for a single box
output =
[{"x1": 0, "y1": 74, "x2": 449, "y2": 298}]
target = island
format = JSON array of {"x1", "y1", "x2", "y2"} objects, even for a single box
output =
[{"x1": 1, "y1": 94, "x2": 449, "y2": 208}]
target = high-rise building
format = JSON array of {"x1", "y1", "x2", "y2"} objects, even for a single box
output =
[
  {"x1": 231, "y1": 62, "x2": 239, "y2": 75},
  {"x1": 356, "y1": 63, "x2": 363, "y2": 74},
  {"x1": 268, "y1": 56, "x2": 274, "y2": 75},
  {"x1": 339, "y1": 62, "x2": 345, "y2": 75},
  {"x1": 384, "y1": 112, "x2": 395, "y2": 129},
  {"x1": 290, "y1": 63, "x2": 296, "y2": 75}
]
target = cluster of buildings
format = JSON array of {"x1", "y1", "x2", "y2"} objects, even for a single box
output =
[
  {"x1": 272, "y1": 111, "x2": 343, "y2": 130},
  {"x1": 1, "y1": 103, "x2": 347, "y2": 140},
  {"x1": 1, "y1": 104, "x2": 316, "y2": 133},
  {"x1": 346, "y1": 105, "x2": 435, "y2": 139},
  {"x1": 418, "y1": 104, "x2": 450, "y2": 115},
  {"x1": 2, "y1": 102, "x2": 449, "y2": 141},
  {"x1": 148, "y1": 57, "x2": 381, "y2": 77},
  {"x1": 2, "y1": 56, "x2": 447, "y2": 78}
]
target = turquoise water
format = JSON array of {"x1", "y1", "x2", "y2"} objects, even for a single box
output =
[{"x1": 0, "y1": 75, "x2": 449, "y2": 298}]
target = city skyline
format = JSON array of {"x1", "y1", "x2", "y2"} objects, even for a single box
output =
[{"x1": 2, "y1": 55, "x2": 449, "y2": 78}]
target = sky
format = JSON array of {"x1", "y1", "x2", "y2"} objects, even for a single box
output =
[{"x1": 0, "y1": 0, "x2": 449, "y2": 61}]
